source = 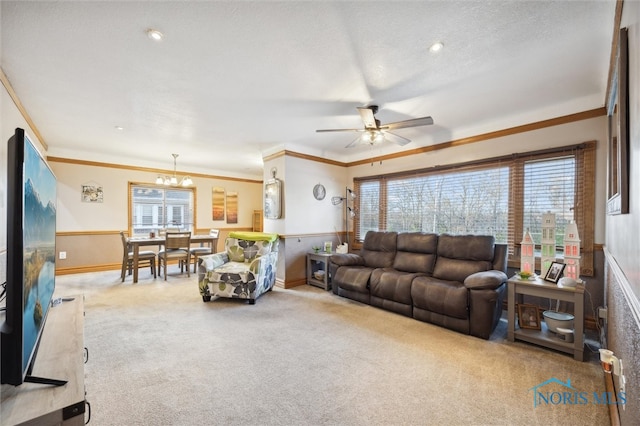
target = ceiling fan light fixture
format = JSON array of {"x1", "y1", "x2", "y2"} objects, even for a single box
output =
[{"x1": 363, "y1": 130, "x2": 385, "y2": 145}]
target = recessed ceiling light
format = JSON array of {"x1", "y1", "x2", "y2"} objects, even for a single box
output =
[
  {"x1": 429, "y1": 42, "x2": 444, "y2": 53},
  {"x1": 146, "y1": 29, "x2": 164, "y2": 41},
  {"x1": 115, "y1": 126, "x2": 124, "y2": 131}
]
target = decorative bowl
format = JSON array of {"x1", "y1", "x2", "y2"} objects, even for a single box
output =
[
  {"x1": 516, "y1": 271, "x2": 533, "y2": 280},
  {"x1": 543, "y1": 310, "x2": 574, "y2": 333},
  {"x1": 313, "y1": 270, "x2": 326, "y2": 280}
]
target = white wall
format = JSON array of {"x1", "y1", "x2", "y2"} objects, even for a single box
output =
[{"x1": 263, "y1": 154, "x2": 348, "y2": 236}]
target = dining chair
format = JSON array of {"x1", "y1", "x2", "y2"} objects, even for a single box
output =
[
  {"x1": 189, "y1": 229, "x2": 219, "y2": 273},
  {"x1": 158, "y1": 231, "x2": 192, "y2": 280},
  {"x1": 120, "y1": 231, "x2": 156, "y2": 282}
]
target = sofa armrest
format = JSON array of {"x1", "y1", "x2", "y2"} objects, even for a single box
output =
[
  {"x1": 330, "y1": 253, "x2": 365, "y2": 267},
  {"x1": 464, "y1": 270, "x2": 507, "y2": 290},
  {"x1": 199, "y1": 252, "x2": 229, "y2": 272}
]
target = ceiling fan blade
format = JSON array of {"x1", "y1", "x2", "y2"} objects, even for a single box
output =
[
  {"x1": 357, "y1": 107, "x2": 378, "y2": 129},
  {"x1": 316, "y1": 128, "x2": 361, "y2": 133},
  {"x1": 384, "y1": 131, "x2": 411, "y2": 146},
  {"x1": 345, "y1": 135, "x2": 363, "y2": 148},
  {"x1": 383, "y1": 116, "x2": 434, "y2": 130}
]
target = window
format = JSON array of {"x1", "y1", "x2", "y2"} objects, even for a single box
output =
[
  {"x1": 129, "y1": 184, "x2": 195, "y2": 237},
  {"x1": 354, "y1": 141, "x2": 596, "y2": 275},
  {"x1": 522, "y1": 156, "x2": 575, "y2": 248}
]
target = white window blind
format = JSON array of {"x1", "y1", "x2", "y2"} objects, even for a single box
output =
[{"x1": 129, "y1": 185, "x2": 194, "y2": 236}]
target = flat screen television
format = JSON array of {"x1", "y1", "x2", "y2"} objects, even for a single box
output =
[{"x1": 1, "y1": 127, "x2": 61, "y2": 386}]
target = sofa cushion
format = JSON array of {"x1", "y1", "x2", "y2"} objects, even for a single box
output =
[
  {"x1": 226, "y1": 238, "x2": 274, "y2": 263},
  {"x1": 411, "y1": 276, "x2": 469, "y2": 320},
  {"x1": 433, "y1": 257, "x2": 493, "y2": 283},
  {"x1": 436, "y1": 234, "x2": 495, "y2": 261},
  {"x1": 361, "y1": 231, "x2": 397, "y2": 268},
  {"x1": 393, "y1": 232, "x2": 438, "y2": 274},
  {"x1": 370, "y1": 268, "x2": 420, "y2": 305},
  {"x1": 433, "y1": 235, "x2": 494, "y2": 282}
]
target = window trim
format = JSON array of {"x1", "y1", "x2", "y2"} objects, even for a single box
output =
[{"x1": 352, "y1": 141, "x2": 596, "y2": 276}]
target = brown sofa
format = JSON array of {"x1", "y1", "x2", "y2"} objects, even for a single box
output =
[{"x1": 329, "y1": 231, "x2": 508, "y2": 339}]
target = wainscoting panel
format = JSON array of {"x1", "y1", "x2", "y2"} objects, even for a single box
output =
[{"x1": 604, "y1": 247, "x2": 640, "y2": 423}]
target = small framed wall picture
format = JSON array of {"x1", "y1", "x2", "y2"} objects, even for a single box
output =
[
  {"x1": 518, "y1": 304, "x2": 541, "y2": 330},
  {"x1": 544, "y1": 261, "x2": 565, "y2": 283},
  {"x1": 81, "y1": 183, "x2": 104, "y2": 203}
]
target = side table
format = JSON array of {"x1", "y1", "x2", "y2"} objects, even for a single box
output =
[
  {"x1": 306, "y1": 252, "x2": 333, "y2": 290},
  {"x1": 507, "y1": 275, "x2": 585, "y2": 361}
]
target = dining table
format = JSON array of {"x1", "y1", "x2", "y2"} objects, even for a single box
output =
[{"x1": 126, "y1": 234, "x2": 219, "y2": 283}]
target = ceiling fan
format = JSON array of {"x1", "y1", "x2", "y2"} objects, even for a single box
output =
[{"x1": 316, "y1": 105, "x2": 434, "y2": 148}]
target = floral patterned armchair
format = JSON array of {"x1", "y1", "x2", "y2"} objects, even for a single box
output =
[{"x1": 198, "y1": 232, "x2": 279, "y2": 304}]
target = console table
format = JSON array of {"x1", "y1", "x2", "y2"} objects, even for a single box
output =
[
  {"x1": 507, "y1": 276, "x2": 585, "y2": 361},
  {"x1": 1, "y1": 296, "x2": 87, "y2": 425}
]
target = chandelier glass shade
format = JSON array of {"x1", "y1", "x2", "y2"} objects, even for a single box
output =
[{"x1": 156, "y1": 154, "x2": 193, "y2": 187}]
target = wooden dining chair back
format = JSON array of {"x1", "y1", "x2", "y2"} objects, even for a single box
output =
[
  {"x1": 158, "y1": 232, "x2": 192, "y2": 280},
  {"x1": 120, "y1": 231, "x2": 156, "y2": 282},
  {"x1": 189, "y1": 229, "x2": 219, "y2": 273},
  {"x1": 158, "y1": 227, "x2": 181, "y2": 237}
]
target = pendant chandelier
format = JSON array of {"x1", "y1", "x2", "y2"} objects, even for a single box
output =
[{"x1": 156, "y1": 154, "x2": 193, "y2": 187}]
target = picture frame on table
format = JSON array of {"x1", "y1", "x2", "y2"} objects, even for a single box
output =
[
  {"x1": 518, "y1": 304, "x2": 541, "y2": 330},
  {"x1": 544, "y1": 261, "x2": 565, "y2": 283}
]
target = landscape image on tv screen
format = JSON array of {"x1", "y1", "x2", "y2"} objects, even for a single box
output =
[{"x1": 22, "y1": 135, "x2": 57, "y2": 373}]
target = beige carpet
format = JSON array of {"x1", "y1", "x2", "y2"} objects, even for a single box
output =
[{"x1": 55, "y1": 270, "x2": 609, "y2": 426}]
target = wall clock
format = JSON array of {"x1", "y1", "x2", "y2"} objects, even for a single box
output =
[{"x1": 313, "y1": 184, "x2": 326, "y2": 200}]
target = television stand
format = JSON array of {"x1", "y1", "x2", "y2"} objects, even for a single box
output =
[
  {"x1": 24, "y1": 375, "x2": 68, "y2": 386},
  {"x1": 1, "y1": 296, "x2": 86, "y2": 425}
]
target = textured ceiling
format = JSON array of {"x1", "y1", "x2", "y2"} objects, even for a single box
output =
[{"x1": 1, "y1": 1, "x2": 616, "y2": 179}]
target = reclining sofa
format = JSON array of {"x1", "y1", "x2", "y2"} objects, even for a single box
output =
[
  {"x1": 198, "y1": 232, "x2": 279, "y2": 304},
  {"x1": 329, "y1": 231, "x2": 508, "y2": 339}
]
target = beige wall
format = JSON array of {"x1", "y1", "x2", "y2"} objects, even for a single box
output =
[{"x1": 49, "y1": 159, "x2": 263, "y2": 272}]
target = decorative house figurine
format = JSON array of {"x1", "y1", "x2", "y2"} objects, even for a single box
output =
[
  {"x1": 540, "y1": 211, "x2": 556, "y2": 278},
  {"x1": 563, "y1": 220, "x2": 581, "y2": 280},
  {"x1": 520, "y1": 228, "x2": 535, "y2": 274}
]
